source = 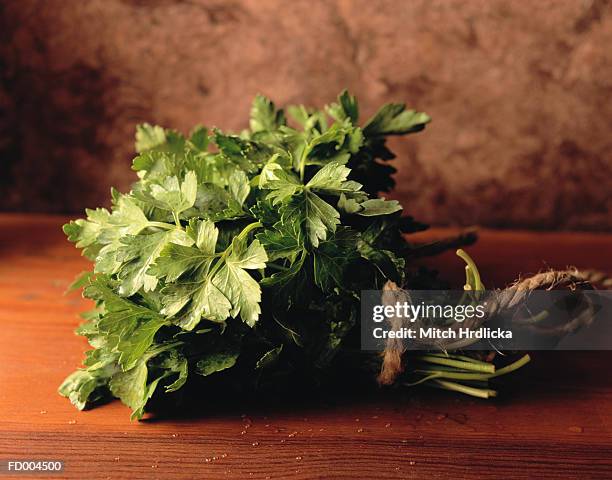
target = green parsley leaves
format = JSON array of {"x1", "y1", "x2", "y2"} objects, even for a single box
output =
[{"x1": 60, "y1": 91, "x2": 430, "y2": 419}]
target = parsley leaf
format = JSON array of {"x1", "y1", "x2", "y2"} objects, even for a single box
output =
[
  {"x1": 116, "y1": 228, "x2": 193, "y2": 296},
  {"x1": 250, "y1": 94, "x2": 286, "y2": 133},
  {"x1": 363, "y1": 103, "x2": 430, "y2": 136},
  {"x1": 135, "y1": 123, "x2": 166, "y2": 153},
  {"x1": 61, "y1": 91, "x2": 433, "y2": 419}
]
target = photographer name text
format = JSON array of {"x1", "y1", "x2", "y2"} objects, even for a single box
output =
[{"x1": 371, "y1": 326, "x2": 512, "y2": 340}]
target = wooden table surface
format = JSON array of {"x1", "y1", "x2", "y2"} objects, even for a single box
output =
[{"x1": 1, "y1": 214, "x2": 611, "y2": 479}]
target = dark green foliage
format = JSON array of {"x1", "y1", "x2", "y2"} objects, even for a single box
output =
[{"x1": 59, "y1": 91, "x2": 431, "y2": 419}]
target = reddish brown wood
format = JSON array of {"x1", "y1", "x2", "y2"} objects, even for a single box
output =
[{"x1": 0, "y1": 214, "x2": 611, "y2": 479}]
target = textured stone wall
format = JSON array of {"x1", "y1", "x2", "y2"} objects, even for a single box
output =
[{"x1": 1, "y1": 0, "x2": 611, "y2": 230}]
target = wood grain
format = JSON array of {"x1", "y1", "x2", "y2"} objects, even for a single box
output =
[{"x1": 0, "y1": 214, "x2": 611, "y2": 479}]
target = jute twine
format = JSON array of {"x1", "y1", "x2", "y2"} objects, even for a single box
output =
[{"x1": 377, "y1": 269, "x2": 609, "y2": 386}]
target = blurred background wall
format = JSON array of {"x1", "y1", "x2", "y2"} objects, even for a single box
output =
[{"x1": 1, "y1": 0, "x2": 611, "y2": 230}]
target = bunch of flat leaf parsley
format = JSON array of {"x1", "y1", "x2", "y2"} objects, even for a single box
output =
[{"x1": 60, "y1": 91, "x2": 433, "y2": 419}]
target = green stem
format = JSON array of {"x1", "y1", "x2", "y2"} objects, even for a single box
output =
[
  {"x1": 147, "y1": 221, "x2": 177, "y2": 230},
  {"x1": 489, "y1": 354, "x2": 531, "y2": 378},
  {"x1": 457, "y1": 249, "x2": 485, "y2": 291},
  {"x1": 426, "y1": 352, "x2": 493, "y2": 367},
  {"x1": 415, "y1": 355, "x2": 495, "y2": 373},
  {"x1": 405, "y1": 355, "x2": 530, "y2": 398},
  {"x1": 413, "y1": 368, "x2": 494, "y2": 382},
  {"x1": 465, "y1": 265, "x2": 476, "y2": 290},
  {"x1": 207, "y1": 221, "x2": 263, "y2": 279},
  {"x1": 432, "y1": 379, "x2": 497, "y2": 399},
  {"x1": 298, "y1": 142, "x2": 313, "y2": 182},
  {"x1": 236, "y1": 221, "x2": 263, "y2": 241},
  {"x1": 172, "y1": 212, "x2": 182, "y2": 228},
  {"x1": 403, "y1": 373, "x2": 442, "y2": 386}
]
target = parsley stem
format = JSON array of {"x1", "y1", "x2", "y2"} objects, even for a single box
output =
[
  {"x1": 299, "y1": 143, "x2": 312, "y2": 182},
  {"x1": 172, "y1": 212, "x2": 182, "y2": 228},
  {"x1": 415, "y1": 355, "x2": 495, "y2": 373},
  {"x1": 207, "y1": 221, "x2": 264, "y2": 280},
  {"x1": 489, "y1": 354, "x2": 531, "y2": 378},
  {"x1": 457, "y1": 249, "x2": 485, "y2": 291},
  {"x1": 431, "y1": 379, "x2": 497, "y2": 398},
  {"x1": 426, "y1": 352, "x2": 493, "y2": 367},
  {"x1": 147, "y1": 221, "x2": 176, "y2": 230},
  {"x1": 235, "y1": 221, "x2": 263, "y2": 241},
  {"x1": 413, "y1": 368, "x2": 493, "y2": 381}
]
